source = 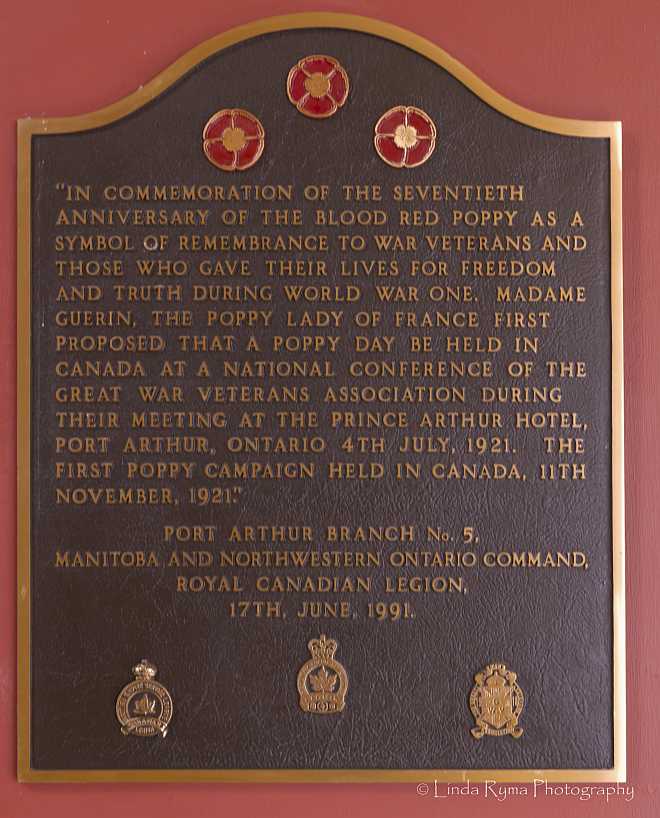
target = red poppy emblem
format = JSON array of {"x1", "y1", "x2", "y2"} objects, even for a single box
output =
[
  {"x1": 374, "y1": 106, "x2": 437, "y2": 168},
  {"x1": 203, "y1": 108, "x2": 265, "y2": 172},
  {"x1": 287, "y1": 55, "x2": 349, "y2": 119}
]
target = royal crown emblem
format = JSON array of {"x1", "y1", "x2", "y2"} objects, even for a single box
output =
[
  {"x1": 297, "y1": 634, "x2": 348, "y2": 713},
  {"x1": 116, "y1": 659, "x2": 173, "y2": 738},
  {"x1": 469, "y1": 662, "x2": 524, "y2": 739}
]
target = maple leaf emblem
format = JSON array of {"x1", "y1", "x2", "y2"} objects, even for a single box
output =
[
  {"x1": 133, "y1": 693, "x2": 156, "y2": 716},
  {"x1": 309, "y1": 666, "x2": 337, "y2": 693}
]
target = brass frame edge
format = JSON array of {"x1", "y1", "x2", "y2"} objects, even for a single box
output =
[
  {"x1": 15, "y1": 768, "x2": 625, "y2": 784},
  {"x1": 610, "y1": 124, "x2": 626, "y2": 783},
  {"x1": 17, "y1": 117, "x2": 32, "y2": 785},
  {"x1": 16, "y1": 12, "x2": 625, "y2": 784}
]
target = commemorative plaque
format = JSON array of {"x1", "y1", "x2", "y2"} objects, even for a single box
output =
[{"x1": 17, "y1": 14, "x2": 624, "y2": 782}]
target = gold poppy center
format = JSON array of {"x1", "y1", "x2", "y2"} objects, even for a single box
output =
[
  {"x1": 221, "y1": 126, "x2": 247, "y2": 153},
  {"x1": 394, "y1": 124, "x2": 419, "y2": 149},
  {"x1": 305, "y1": 72, "x2": 331, "y2": 99}
]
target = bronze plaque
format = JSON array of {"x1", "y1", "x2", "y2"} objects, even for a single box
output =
[{"x1": 17, "y1": 14, "x2": 624, "y2": 782}]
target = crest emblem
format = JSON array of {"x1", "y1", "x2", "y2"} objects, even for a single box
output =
[
  {"x1": 469, "y1": 662, "x2": 524, "y2": 739},
  {"x1": 297, "y1": 634, "x2": 348, "y2": 713},
  {"x1": 116, "y1": 659, "x2": 173, "y2": 738}
]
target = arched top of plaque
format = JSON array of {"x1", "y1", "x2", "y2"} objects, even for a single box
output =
[{"x1": 17, "y1": 13, "x2": 620, "y2": 142}]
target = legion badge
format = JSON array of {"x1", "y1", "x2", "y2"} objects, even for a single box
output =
[
  {"x1": 116, "y1": 659, "x2": 173, "y2": 738},
  {"x1": 297, "y1": 634, "x2": 348, "y2": 713},
  {"x1": 469, "y1": 662, "x2": 524, "y2": 739}
]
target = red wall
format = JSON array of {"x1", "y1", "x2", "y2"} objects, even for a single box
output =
[{"x1": 1, "y1": 1, "x2": 657, "y2": 815}]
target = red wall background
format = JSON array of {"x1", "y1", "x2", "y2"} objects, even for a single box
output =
[{"x1": 1, "y1": 1, "x2": 657, "y2": 816}]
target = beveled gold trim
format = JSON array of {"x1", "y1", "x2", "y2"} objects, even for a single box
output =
[
  {"x1": 17, "y1": 117, "x2": 32, "y2": 787},
  {"x1": 610, "y1": 123, "x2": 626, "y2": 784},
  {"x1": 16, "y1": 12, "x2": 625, "y2": 784},
  {"x1": 14, "y1": 767, "x2": 629, "y2": 784}
]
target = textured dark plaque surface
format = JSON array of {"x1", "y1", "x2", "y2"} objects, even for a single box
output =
[{"x1": 17, "y1": 15, "x2": 624, "y2": 781}]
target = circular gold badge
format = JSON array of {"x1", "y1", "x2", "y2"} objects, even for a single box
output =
[{"x1": 116, "y1": 659, "x2": 173, "y2": 738}]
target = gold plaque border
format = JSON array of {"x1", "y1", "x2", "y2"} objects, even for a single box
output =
[{"x1": 16, "y1": 12, "x2": 625, "y2": 784}]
